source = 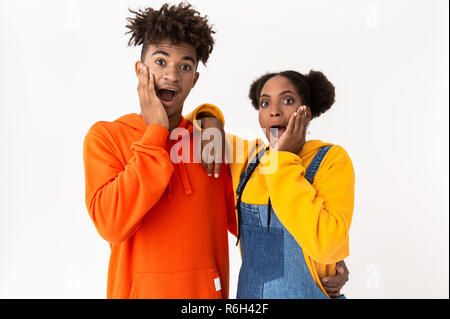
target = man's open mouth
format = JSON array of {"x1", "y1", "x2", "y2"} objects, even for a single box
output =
[
  {"x1": 158, "y1": 88, "x2": 178, "y2": 103},
  {"x1": 270, "y1": 125, "x2": 286, "y2": 139}
]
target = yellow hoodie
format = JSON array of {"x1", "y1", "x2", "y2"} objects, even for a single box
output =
[{"x1": 187, "y1": 104, "x2": 355, "y2": 296}]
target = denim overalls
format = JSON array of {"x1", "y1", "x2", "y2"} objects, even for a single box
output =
[{"x1": 236, "y1": 146, "x2": 345, "y2": 299}]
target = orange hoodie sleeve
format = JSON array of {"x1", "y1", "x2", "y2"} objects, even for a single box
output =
[{"x1": 83, "y1": 123, "x2": 174, "y2": 245}]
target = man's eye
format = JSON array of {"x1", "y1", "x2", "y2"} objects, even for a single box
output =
[
  {"x1": 260, "y1": 101, "x2": 269, "y2": 108},
  {"x1": 181, "y1": 65, "x2": 191, "y2": 71},
  {"x1": 283, "y1": 98, "x2": 294, "y2": 105}
]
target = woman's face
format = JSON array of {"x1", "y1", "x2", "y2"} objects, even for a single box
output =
[{"x1": 258, "y1": 75, "x2": 309, "y2": 146}]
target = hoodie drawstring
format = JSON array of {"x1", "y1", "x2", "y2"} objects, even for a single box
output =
[
  {"x1": 167, "y1": 180, "x2": 174, "y2": 198},
  {"x1": 178, "y1": 160, "x2": 193, "y2": 195},
  {"x1": 167, "y1": 124, "x2": 193, "y2": 197}
]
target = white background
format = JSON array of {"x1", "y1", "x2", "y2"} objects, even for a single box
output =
[{"x1": 0, "y1": 0, "x2": 448, "y2": 299}]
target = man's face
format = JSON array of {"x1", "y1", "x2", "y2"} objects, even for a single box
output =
[{"x1": 136, "y1": 41, "x2": 200, "y2": 118}]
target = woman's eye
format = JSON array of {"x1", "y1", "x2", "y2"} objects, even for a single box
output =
[
  {"x1": 283, "y1": 98, "x2": 294, "y2": 105},
  {"x1": 155, "y1": 59, "x2": 165, "y2": 65},
  {"x1": 181, "y1": 64, "x2": 191, "y2": 71},
  {"x1": 260, "y1": 101, "x2": 269, "y2": 108}
]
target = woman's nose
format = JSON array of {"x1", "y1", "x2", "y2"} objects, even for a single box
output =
[{"x1": 270, "y1": 104, "x2": 281, "y2": 117}]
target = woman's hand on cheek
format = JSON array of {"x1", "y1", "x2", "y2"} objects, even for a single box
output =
[{"x1": 276, "y1": 105, "x2": 308, "y2": 154}]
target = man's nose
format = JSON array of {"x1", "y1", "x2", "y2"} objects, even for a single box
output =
[{"x1": 163, "y1": 65, "x2": 180, "y2": 82}]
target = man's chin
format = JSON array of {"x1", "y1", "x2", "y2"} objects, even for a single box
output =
[{"x1": 161, "y1": 99, "x2": 176, "y2": 108}]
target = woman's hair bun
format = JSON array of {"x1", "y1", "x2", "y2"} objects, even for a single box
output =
[{"x1": 306, "y1": 70, "x2": 335, "y2": 118}]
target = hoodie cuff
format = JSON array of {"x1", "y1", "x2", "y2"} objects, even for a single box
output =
[
  {"x1": 191, "y1": 103, "x2": 225, "y2": 132},
  {"x1": 140, "y1": 124, "x2": 169, "y2": 148},
  {"x1": 260, "y1": 150, "x2": 305, "y2": 175}
]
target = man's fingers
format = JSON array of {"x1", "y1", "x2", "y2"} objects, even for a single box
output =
[
  {"x1": 137, "y1": 63, "x2": 144, "y2": 87},
  {"x1": 148, "y1": 71, "x2": 158, "y2": 98},
  {"x1": 323, "y1": 285, "x2": 341, "y2": 293},
  {"x1": 206, "y1": 163, "x2": 214, "y2": 177},
  {"x1": 137, "y1": 65, "x2": 149, "y2": 105},
  {"x1": 213, "y1": 152, "x2": 222, "y2": 178},
  {"x1": 321, "y1": 277, "x2": 344, "y2": 289},
  {"x1": 202, "y1": 143, "x2": 215, "y2": 177},
  {"x1": 336, "y1": 260, "x2": 349, "y2": 274},
  {"x1": 213, "y1": 163, "x2": 221, "y2": 178},
  {"x1": 328, "y1": 292, "x2": 341, "y2": 298},
  {"x1": 206, "y1": 149, "x2": 214, "y2": 176},
  {"x1": 141, "y1": 65, "x2": 149, "y2": 88}
]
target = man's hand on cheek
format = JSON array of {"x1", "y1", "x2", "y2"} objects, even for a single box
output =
[
  {"x1": 197, "y1": 115, "x2": 225, "y2": 178},
  {"x1": 136, "y1": 62, "x2": 169, "y2": 130}
]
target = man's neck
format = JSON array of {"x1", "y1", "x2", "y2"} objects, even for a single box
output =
[{"x1": 168, "y1": 113, "x2": 182, "y2": 132}]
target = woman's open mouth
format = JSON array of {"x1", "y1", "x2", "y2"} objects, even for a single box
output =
[{"x1": 269, "y1": 125, "x2": 286, "y2": 140}]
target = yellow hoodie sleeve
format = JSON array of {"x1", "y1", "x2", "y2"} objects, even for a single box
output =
[
  {"x1": 184, "y1": 103, "x2": 225, "y2": 131},
  {"x1": 260, "y1": 147, "x2": 355, "y2": 264},
  {"x1": 185, "y1": 104, "x2": 265, "y2": 192}
]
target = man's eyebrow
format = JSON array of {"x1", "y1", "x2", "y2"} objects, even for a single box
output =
[
  {"x1": 152, "y1": 50, "x2": 170, "y2": 57},
  {"x1": 182, "y1": 56, "x2": 196, "y2": 64},
  {"x1": 152, "y1": 51, "x2": 196, "y2": 64}
]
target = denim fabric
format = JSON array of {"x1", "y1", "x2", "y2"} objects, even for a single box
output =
[
  {"x1": 304, "y1": 145, "x2": 333, "y2": 184},
  {"x1": 236, "y1": 146, "x2": 346, "y2": 299}
]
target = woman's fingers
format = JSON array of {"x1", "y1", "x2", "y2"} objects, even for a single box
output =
[
  {"x1": 301, "y1": 105, "x2": 308, "y2": 135},
  {"x1": 285, "y1": 110, "x2": 297, "y2": 135},
  {"x1": 293, "y1": 105, "x2": 303, "y2": 133}
]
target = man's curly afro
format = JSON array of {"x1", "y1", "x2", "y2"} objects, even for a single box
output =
[{"x1": 125, "y1": 2, "x2": 215, "y2": 65}]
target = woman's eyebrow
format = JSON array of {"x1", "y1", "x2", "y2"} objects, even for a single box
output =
[{"x1": 279, "y1": 90, "x2": 295, "y2": 96}]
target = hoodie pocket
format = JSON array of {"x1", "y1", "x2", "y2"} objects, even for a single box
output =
[{"x1": 129, "y1": 268, "x2": 223, "y2": 299}]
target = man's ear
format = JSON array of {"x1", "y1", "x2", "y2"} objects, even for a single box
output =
[
  {"x1": 192, "y1": 72, "x2": 200, "y2": 87},
  {"x1": 134, "y1": 61, "x2": 142, "y2": 77}
]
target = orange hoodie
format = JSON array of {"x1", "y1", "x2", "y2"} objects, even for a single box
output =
[{"x1": 83, "y1": 113, "x2": 237, "y2": 299}]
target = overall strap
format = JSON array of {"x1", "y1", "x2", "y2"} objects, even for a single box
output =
[
  {"x1": 304, "y1": 145, "x2": 333, "y2": 184},
  {"x1": 236, "y1": 147, "x2": 268, "y2": 196},
  {"x1": 235, "y1": 147, "x2": 268, "y2": 245}
]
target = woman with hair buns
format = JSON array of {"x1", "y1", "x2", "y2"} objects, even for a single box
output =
[{"x1": 190, "y1": 70, "x2": 355, "y2": 299}]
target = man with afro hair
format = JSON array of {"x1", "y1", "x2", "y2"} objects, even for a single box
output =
[{"x1": 83, "y1": 2, "x2": 236, "y2": 299}]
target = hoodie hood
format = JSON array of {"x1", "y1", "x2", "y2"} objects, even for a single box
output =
[{"x1": 115, "y1": 113, "x2": 193, "y2": 197}]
